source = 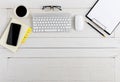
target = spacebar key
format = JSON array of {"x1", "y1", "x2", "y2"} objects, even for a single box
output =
[{"x1": 44, "y1": 29, "x2": 58, "y2": 32}]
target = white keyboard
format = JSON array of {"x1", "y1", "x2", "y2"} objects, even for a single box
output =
[{"x1": 32, "y1": 13, "x2": 71, "y2": 32}]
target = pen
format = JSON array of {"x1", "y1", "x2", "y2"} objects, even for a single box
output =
[
  {"x1": 86, "y1": 21, "x2": 105, "y2": 37},
  {"x1": 90, "y1": 20, "x2": 111, "y2": 35}
]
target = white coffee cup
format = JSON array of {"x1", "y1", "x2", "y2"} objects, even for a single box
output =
[{"x1": 14, "y1": 5, "x2": 29, "y2": 18}]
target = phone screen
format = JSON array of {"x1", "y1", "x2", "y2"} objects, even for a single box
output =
[{"x1": 6, "y1": 23, "x2": 21, "y2": 46}]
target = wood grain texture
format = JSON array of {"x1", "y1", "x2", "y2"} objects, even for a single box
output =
[
  {"x1": 6, "y1": 57, "x2": 115, "y2": 82},
  {"x1": 21, "y1": 38, "x2": 119, "y2": 48},
  {"x1": 115, "y1": 56, "x2": 120, "y2": 82},
  {"x1": 0, "y1": 0, "x2": 120, "y2": 82},
  {"x1": 0, "y1": 49, "x2": 119, "y2": 57},
  {"x1": 0, "y1": 0, "x2": 96, "y2": 8},
  {"x1": 0, "y1": 57, "x2": 8, "y2": 82}
]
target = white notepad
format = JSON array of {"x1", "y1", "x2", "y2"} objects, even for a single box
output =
[
  {"x1": 0, "y1": 19, "x2": 31, "y2": 52},
  {"x1": 86, "y1": 0, "x2": 120, "y2": 35}
]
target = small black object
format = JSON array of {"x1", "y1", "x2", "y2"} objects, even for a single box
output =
[
  {"x1": 7, "y1": 23, "x2": 21, "y2": 46},
  {"x1": 42, "y1": 5, "x2": 62, "y2": 11},
  {"x1": 16, "y1": 5, "x2": 27, "y2": 17}
]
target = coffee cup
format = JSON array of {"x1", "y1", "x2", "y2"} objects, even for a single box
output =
[{"x1": 14, "y1": 5, "x2": 29, "y2": 18}]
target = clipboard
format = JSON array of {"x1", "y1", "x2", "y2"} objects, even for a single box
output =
[{"x1": 86, "y1": 0, "x2": 120, "y2": 35}]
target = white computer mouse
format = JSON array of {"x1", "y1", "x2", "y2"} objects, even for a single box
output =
[{"x1": 75, "y1": 15, "x2": 84, "y2": 31}]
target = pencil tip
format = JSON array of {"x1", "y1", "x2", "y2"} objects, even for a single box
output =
[{"x1": 103, "y1": 35, "x2": 106, "y2": 37}]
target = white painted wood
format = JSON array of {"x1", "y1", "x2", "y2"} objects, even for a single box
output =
[
  {"x1": 115, "y1": 56, "x2": 120, "y2": 82},
  {"x1": 21, "y1": 38, "x2": 119, "y2": 48},
  {"x1": 0, "y1": 9, "x2": 9, "y2": 37},
  {"x1": 0, "y1": 57, "x2": 8, "y2": 82},
  {"x1": 0, "y1": 0, "x2": 96, "y2": 8},
  {"x1": 6, "y1": 57, "x2": 115, "y2": 82},
  {"x1": 0, "y1": 0, "x2": 120, "y2": 82},
  {"x1": 0, "y1": 49, "x2": 119, "y2": 58},
  {"x1": 0, "y1": 38, "x2": 118, "y2": 49}
]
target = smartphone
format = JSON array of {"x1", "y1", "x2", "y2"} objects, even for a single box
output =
[{"x1": 6, "y1": 23, "x2": 21, "y2": 46}]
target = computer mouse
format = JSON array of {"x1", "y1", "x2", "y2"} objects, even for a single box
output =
[{"x1": 75, "y1": 15, "x2": 84, "y2": 31}]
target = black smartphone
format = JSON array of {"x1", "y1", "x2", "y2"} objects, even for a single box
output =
[{"x1": 6, "y1": 23, "x2": 21, "y2": 46}]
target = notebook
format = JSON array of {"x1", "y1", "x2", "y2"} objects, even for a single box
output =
[
  {"x1": 0, "y1": 19, "x2": 32, "y2": 52},
  {"x1": 86, "y1": 0, "x2": 120, "y2": 35}
]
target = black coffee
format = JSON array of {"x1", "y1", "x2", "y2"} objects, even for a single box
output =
[{"x1": 16, "y1": 6, "x2": 27, "y2": 17}]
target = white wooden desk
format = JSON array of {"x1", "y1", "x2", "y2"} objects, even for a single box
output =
[{"x1": 0, "y1": 0, "x2": 120, "y2": 82}]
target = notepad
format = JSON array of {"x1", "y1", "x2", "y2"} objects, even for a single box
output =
[
  {"x1": 86, "y1": 0, "x2": 120, "y2": 35},
  {"x1": 0, "y1": 19, "x2": 32, "y2": 52}
]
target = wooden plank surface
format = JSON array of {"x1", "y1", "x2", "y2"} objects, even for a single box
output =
[
  {"x1": 0, "y1": 0, "x2": 120, "y2": 82},
  {"x1": 0, "y1": 49, "x2": 119, "y2": 57},
  {"x1": 0, "y1": 38, "x2": 119, "y2": 49},
  {"x1": 6, "y1": 57, "x2": 115, "y2": 82},
  {"x1": 20, "y1": 38, "x2": 120, "y2": 48},
  {"x1": 0, "y1": 0, "x2": 96, "y2": 8},
  {"x1": 0, "y1": 57, "x2": 8, "y2": 82}
]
